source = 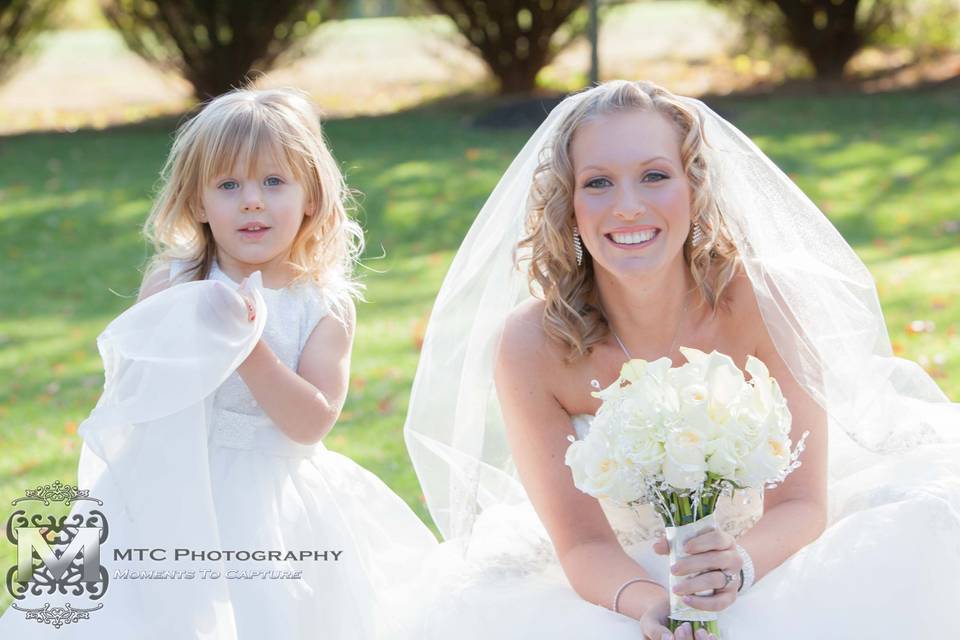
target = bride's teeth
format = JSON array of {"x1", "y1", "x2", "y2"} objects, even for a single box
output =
[{"x1": 611, "y1": 230, "x2": 657, "y2": 245}]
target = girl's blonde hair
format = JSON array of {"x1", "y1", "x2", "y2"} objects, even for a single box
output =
[
  {"x1": 519, "y1": 80, "x2": 740, "y2": 362},
  {"x1": 143, "y1": 86, "x2": 364, "y2": 317}
]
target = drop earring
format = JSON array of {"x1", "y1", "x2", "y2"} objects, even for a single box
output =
[
  {"x1": 691, "y1": 221, "x2": 704, "y2": 247},
  {"x1": 573, "y1": 226, "x2": 583, "y2": 266}
]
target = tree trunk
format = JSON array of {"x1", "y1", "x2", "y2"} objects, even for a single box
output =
[
  {"x1": 806, "y1": 41, "x2": 861, "y2": 79},
  {"x1": 772, "y1": 0, "x2": 864, "y2": 79},
  {"x1": 429, "y1": 0, "x2": 584, "y2": 96}
]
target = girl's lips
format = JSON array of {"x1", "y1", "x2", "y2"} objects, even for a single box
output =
[
  {"x1": 605, "y1": 228, "x2": 660, "y2": 249},
  {"x1": 239, "y1": 227, "x2": 271, "y2": 239}
]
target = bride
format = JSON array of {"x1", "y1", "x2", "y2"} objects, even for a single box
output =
[{"x1": 401, "y1": 80, "x2": 960, "y2": 639}]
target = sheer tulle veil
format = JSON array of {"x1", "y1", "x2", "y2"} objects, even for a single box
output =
[{"x1": 403, "y1": 83, "x2": 960, "y2": 544}]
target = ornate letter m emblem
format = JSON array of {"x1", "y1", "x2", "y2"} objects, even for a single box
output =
[{"x1": 4, "y1": 481, "x2": 109, "y2": 629}]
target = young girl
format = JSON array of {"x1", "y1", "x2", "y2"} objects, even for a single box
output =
[{"x1": 0, "y1": 88, "x2": 435, "y2": 639}]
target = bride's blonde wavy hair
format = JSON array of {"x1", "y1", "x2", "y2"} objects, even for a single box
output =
[
  {"x1": 519, "y1": 80, "x2": 740, "y2": 362},
  {"x1": 142, "y1": 86, "x2": 364, "y2": 316}
]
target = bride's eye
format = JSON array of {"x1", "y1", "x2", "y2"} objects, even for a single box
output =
[
  {"x1": 643, "y1": 171, "x2": 669, "y2": 183},
  {"x1": 584, "y1": 177, "x2": 612, "y2": 189}
]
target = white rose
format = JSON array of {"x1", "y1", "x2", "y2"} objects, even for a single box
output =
[
  {"x1": 565, "y1": 434, "x2": 623, "y2": 499},
  {"x1": 735, "y1": 435, "x2": 791, "y2": 487},
  {"x1": 663, "y1": 428, "x2": 708, "y2": 489},
  {"x1": 676, "y1": 405, "x2": 723, "y2": 454},
  {"x1": 616, "y1": 423, "x2": 666, "y2": 476},
  {"x1": 620, "y1": 394, "x2": 663, "y2": 426},
  {"x1": 732, "y1": 407, "x2": 766, "y2": 449},
  {"x1": 706, "y1": 431, "x2": 751, "y2": 478},
  {"x1": 678, "y1": 382, "x2": 708, "y2": 408}
]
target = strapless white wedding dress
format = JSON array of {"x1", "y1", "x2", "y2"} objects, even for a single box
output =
[{"x1": 398, "y1": 414, "x2": 960, "y2": 639}]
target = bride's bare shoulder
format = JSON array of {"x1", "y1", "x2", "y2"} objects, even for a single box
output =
[
  {"x1": 725, "y1": 265, "x2": 758, "y2": 312},
  {"x1": 500, "y1": 298, "x2": 547, "y2": 354},
  {"x1": 721, "y1": 263, "x2": 770, "y2": 352},
  {"x1": 498, "y1": 298, "x2": 565, "y2": 372}
]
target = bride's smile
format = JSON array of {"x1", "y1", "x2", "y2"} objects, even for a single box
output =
[{"x1": 606, "y1": 226, "x2": 660, "y2": 247}]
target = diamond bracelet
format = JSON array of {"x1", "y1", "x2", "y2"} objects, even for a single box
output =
[{"x1": 735, "y1": 544, "x2": 755, "y2": 593}]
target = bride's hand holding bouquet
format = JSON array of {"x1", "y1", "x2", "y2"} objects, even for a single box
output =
[{"x1": 566, "y1": 347, "x2": 808, "y2": 638}]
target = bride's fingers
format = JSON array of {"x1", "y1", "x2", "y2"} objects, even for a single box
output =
[
  {"x1": 671, "y1": 569, "x2": 731, "y2": 596},
  {"x1": 679, "y1": 587, "x2": 737, "y2": 612},
  {"x1": 643, "y1": 622, "x2": 673, "y2": 640},
  {"x1": 671, "y1": 550, "x2": 740, "y2": 578},
  {"x1": 653, "y1": 534, "x2": 669, "y2": 555},
  {"x1": 683, "y1": 529, "x2": 734, "y2": 554},
  {"x1": 640, "y1": 599, "x2": 674, "y2": 640}
]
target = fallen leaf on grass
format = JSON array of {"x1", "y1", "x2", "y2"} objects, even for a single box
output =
[
  {"x1": 411, "y1": 313, "x2": 429, "y2": 351},
  {"x1": 11, "y1": 459, "x2": 40, "y2": 476},
  {"x1": 931, "y1": 297, "x2": 949, "y2": 310}
]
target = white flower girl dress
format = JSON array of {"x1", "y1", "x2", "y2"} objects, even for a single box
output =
[{"x1": 0, "y1": 261, "x2": 436, "y2": 639}]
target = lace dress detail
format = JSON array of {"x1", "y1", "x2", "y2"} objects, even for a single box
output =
[{"x1": 169, "y1": 259, "x2": 332, "y2": 457}]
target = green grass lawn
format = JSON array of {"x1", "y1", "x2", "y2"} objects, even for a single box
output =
[{"x1": 2, "y1": 86, "x2": 959, "y2": 614}]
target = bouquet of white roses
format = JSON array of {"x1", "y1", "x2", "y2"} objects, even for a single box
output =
[{"x1": 564, "y1": 348, "x2": 808, "y2": 637}]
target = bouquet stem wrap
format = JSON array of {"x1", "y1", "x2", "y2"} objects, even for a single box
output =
[{"x1": 666, "y1": 512, "x2": 719, "y2": 625}]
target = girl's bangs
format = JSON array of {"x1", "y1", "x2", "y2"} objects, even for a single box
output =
[{"x1": 198, "y1": 107, "x2": 305, "y2": 185}]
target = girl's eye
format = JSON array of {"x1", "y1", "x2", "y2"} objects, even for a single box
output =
[
  {"x1": 584, "y1": 177, "x2": 612, "y2": 189},
  {"x1": 219, "y1": 180, "x2": 240, "y2": 190},
  {"x1": 643, "y1": 171, "x2": 669, "y2": 183},
  {"x1": 265, "y1": 176, "x2": 284, "y2": 187}
]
